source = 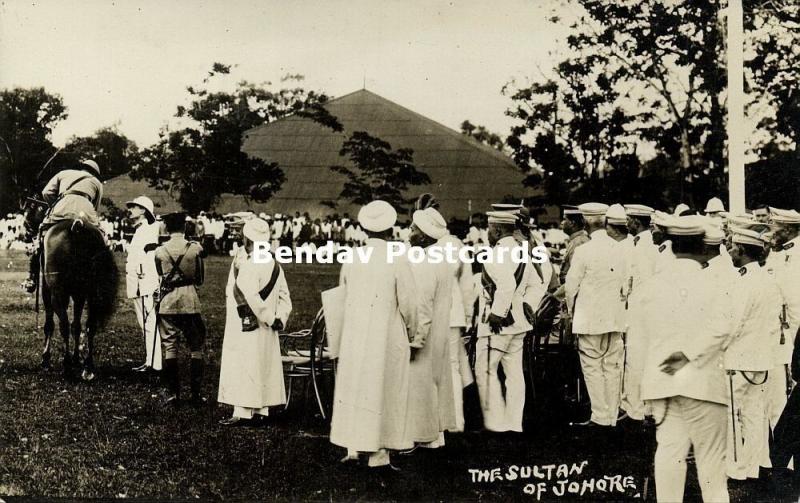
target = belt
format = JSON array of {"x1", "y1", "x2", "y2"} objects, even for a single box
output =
[{"x1": 64, "y1": 190, "x2": 95, "y2": 203}]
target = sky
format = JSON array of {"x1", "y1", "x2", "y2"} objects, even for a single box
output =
[{"x1": 0, "y1": 0, "x2": 570, "y2": 148}]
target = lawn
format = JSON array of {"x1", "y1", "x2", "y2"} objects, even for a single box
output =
[{"x1": 0, "y1": 250, "x2": 789, "y2": 501}]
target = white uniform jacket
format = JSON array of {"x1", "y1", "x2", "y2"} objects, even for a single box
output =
[
  {"x1": 639, "y1": 259, "x2": 728, "y2": 405},
  {"x1": 565, "y1": 229, "x2": 627, "y2": 335},
  {"x1": 477, "y1": 236, "x2": 532, "y2": 336},
  {"x1": 125, "y1": 221, "x2": 161, "y2": 298}
]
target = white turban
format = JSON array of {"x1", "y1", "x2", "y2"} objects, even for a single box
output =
[
  {"x1": 412, "y1": 208, "x2": 448, "y2": 240},
  {"x1": 358, "y1": 200, "x2": 397, "y2": 232},
  {"x1": 243, "y1": 218, "x2": 271, "y2": 242}
]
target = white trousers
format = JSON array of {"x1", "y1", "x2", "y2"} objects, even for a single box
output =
[
  {"x1": 651, "y1": 396, "x2": 729, "y2": 503},
  {"x1": 233, "y1": 405, "x2": 270, "y2": 419},
  {"x1": 449, "y1": 328, "x2": 473, "y2": 431},
  {"x1": 577, "y1": 332, "x2": 623, "y2": 426},
  {"x1": 766, "y1": 364, "x2": 790, "y2": 431},
  {"x1": 475, "y1": 332, "x2": 526, "y2": 432},
  {"x1": 133, "y1": 294, "x2": 162, "y2": 370},
  {"x1": 726, "y1": 370, "x2": 770, "y2": 480}
]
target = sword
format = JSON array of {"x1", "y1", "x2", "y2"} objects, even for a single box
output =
[{"x1": 729, "y1": 371, "x2": 738, "y2": 463}]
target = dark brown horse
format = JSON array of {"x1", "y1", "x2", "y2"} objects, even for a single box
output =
[{"x1": 40, "y1": 218, "x2": 118, "y2": 380}]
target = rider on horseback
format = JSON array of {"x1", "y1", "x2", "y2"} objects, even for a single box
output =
[{"x1": 22, "y1": 159, "x2": 103, "y2": 292}]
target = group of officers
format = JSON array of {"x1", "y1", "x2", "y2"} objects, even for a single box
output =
[{"x1": 557, "y1": 199, "x2": 800, "y2": 502}]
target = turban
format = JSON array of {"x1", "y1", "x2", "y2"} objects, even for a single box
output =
[
  {"x1": 412, "y1": 208, "x2": 448, "y2": 240},
  {"x1": 358, "y1": 200, "x2": 397, "y2": 232}
]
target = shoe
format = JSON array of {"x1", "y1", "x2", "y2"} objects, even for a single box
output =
[
  {"x1": 132, "y1": 363, "x2": 149, "y2": 372},
  {"x1": 370, "y1": 464, "x2": 401, "y2": 474},
  {"x1": 339, "y1": 454, "x2": 359, "y2": 464},
  {"x1": 218, "y1": 416, "x2": 253, "y2": 427},
  {"x1": 399, "y1": 445, "x2": 420, "y2": 456},
  {"x1": 21, "y1": 279, "x2": 36, "y2": 293},
  {"x1": 159, "y1": 390, "x2": 180, "y2": 406},
  {"x1": 570, "y1": 418, "x2": 604, "y2": 427}
]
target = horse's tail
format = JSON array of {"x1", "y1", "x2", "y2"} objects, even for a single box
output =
[
  {"x1": 89, "y1": 242, "x2": 119, "y2": 328},
  {"x1": 68, "y1": 219, "x2": 119, "y2": 328}
]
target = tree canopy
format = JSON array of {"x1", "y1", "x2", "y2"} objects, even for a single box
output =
[
  {"x1": 131, "y1": 64, "x2": 332, "y2": 214},
  {"x1": 0, "y1": 87, "x2": 67, "y2": 214}
]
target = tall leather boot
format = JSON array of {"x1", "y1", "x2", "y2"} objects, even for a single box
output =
[
  {"x1": 161, "y1": 358, "x2": 180, "y2": 405},
  {"x1": 190, "y1": 358, "x2": 206, "y2": 405}
]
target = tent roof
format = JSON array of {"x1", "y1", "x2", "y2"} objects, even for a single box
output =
[{"x1": 242, "y1": 88, "x2": 530, "y2": 218}]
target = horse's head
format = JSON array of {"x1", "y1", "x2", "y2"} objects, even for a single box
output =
[{"x1": 22, "y1": 198, "x2": 47, "y2": 237}]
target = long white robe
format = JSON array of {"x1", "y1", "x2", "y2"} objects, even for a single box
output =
[
  {"x1": 217, "y1": 251, "x2": 291, "y2": 409},
  {"x1": 330, "y1": 238, "x2": 418, "y2": 453},
  {"x1": 405, "y1": 257, "x2": 457, "y2": 444}
]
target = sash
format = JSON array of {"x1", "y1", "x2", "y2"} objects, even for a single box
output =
[
  {"x1": 481, "y1": 261, "x2": 528, "y2": 327},
  {"x1": 258, "y1": 262, "x2": 283, "y2": 301}
]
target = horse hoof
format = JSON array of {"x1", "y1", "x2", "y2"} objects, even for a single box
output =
[{"x1": 81, "y1": 370, "x2": 96, "y2": 382}]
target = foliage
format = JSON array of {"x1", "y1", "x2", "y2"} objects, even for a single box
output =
[
  {"x1": 745, "y1": 0, "x2": 800, "y2": 159},
  {"x1": 61, "y1": 126, "x2": 139, "y2": 181},
  {"x1": 0, "y1": 87, "x2": 67, "y2": 214},
  {"x1": 329, "y1": 131, "x2": 430, "y2": 213},
  {"x1": 507, "y1": 0, "x2": 730, "y2": 207},
  {"x1": 460, "y1": 120, "x2": 505, "y2": 151},
  {"x1": 132, "y1": 64, "x2": 332, "y2": 214}
]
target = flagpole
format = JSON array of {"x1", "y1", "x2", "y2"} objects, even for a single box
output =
[{"x1": 727, "y1": 0, "x2": 746, "y2": 213}]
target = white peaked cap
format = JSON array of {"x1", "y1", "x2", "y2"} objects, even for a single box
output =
[
  {"x1": 730, "y1": 226, "x2": 769, "y2": 247},
  {"x1": 578, "y1": 202, "x2": 609, "y2": 217},
  {"x1": 358, "y1": 200, "x2": 397, "y2": 232},
  {"x1": 666, "y1": 215, "x2": 705, "y2": 236},
  {"x1": 770, "y1": 207, "x2": 800, "y2": 225},
  {"x1": 624, "y1": 204, "x2": 654, "y2": 217},
  {"x1": 412, "y1": 208, "x2": 448, "y2": 240}
]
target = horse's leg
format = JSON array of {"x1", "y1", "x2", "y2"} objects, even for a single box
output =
[
  {"x1": 82, "y1": 307, "x2": 97, "y2": 381},
  {"x1": 41, "y1": 279, "x2": 54, "y2": 370},
  {"x1": 53, "y1": 291, "x2": 72, "y2": 378},
  {"x1": 72, "y1": 296, "x2": 85, "y2": 365}
]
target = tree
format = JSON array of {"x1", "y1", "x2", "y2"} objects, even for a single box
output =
[
  {"x1": 328, "y1": 131, "x2": 430, "y2": 213},
  {"x1": 507, "y1": 0, "x2": 729, "y2": 207},
  {"x1": 132, "y1": 64, "x2": 334, "y2": 214},
  {"x1": 745, "y1": 0, "x2": 799, "y2": 160},
  {"x1": 460, "y1": 120, "x2": 505, "y2": 151},
  {"x1": 61, "y1": 126, "x2": 139, "y2": 180},
  {"x1": 0, "y1": 87, "x2": 67, "y2": 214}
]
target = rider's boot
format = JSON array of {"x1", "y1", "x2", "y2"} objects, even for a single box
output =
[{"x1": 21, "y1": 247, "x2": 39, "y2": 293}]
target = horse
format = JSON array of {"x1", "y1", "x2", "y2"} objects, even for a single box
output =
[{"x1": 39, "y1": 218, "x2": 118, "y2": 380}]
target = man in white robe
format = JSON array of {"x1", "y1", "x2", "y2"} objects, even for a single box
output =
[
  {"x1": 403, "y1": 207, "x2": 457, "y2": 450},
  {"x1": 125, "y1": 196, "x2": 162, "y2": 372},
  {"x1": 329, "y1": 200, "x2": 418, "y2": 469},
  {"x1": 415, "y1": 193, "x2": 474, "y2": 432},
  {"x1": 218, "y1": 218, "x2": 292, "y2": 425}
]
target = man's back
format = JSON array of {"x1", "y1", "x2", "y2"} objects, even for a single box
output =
[
  {"x1": 639, "y1": 258, "x2": 727, "y2": 404},
  {"x1": 565, "y1": 230, "x2": 626, "y2": 334}
]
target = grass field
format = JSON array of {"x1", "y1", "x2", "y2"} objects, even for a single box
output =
[{"x1": 0, "y1": 250, "x2": 789, "y2": 501}]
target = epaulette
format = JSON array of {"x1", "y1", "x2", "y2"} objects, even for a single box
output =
[
  {"x1": 658, "y1": 244, "x2": 667, "y2": 253},
  {"x1": 701, "y1": 262, "x2": 710, "y2": 269},
  {"x1": 739, "y1": 266, "x2": 747, "y2": 276}
]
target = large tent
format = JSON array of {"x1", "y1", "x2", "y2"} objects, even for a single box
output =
[
  {"x1": 104, "y1": 89, "x2": 541, "y2": 221},
  {"x1": 242, "y1": 89, "x2": 531, "y2": 220}
]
